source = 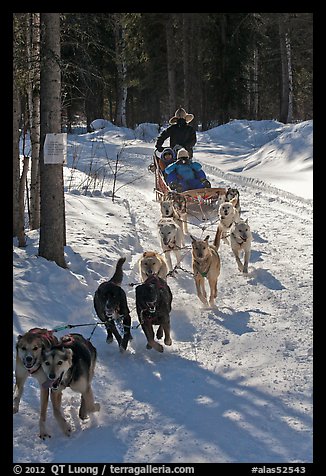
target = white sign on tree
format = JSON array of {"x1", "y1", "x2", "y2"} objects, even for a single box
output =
[{"x1": 44, "y1": 133, "x2": 67, "y2": 164}]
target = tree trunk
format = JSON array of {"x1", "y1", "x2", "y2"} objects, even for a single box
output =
[
  {"x1": 182, "y1": 14, "x2": 190, "y2": 108},
  {"x1": 17, "y1": 157, "x2": 29, "y2": 247},
  {"x1": 114, "y1": 14, "x2": 127, "y2": 127},
  {"x1": 27, "y1": 12, "x2": 41, "y2": 230},
  {"x1": 279, "y1": 13, "x2": 293, "y2": 123},
  {"x1": 13, "y1": 77, "x2": 21, "y2": 238},
  {"x1": 166, "y1": 14, "x2": 177, "y2": 113},
  {"x1": 38, "y1": 13, "x2": 66, "y2": 268}
]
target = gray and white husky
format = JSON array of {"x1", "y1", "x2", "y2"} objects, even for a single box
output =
[{"x1": 157, "y1": 217, "x2": 183, "y2": 273}]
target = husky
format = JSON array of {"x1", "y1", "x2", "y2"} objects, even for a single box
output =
[
  {"x1": 190, "y1": 235, "x2": 221, "y2": 307},
  {"x1": 160, "y1": 200, "x2": 185, "y2": 244},
  {"x1": 230, "y1": 219, "x2": 252, "y2": 274},
  {"x1": 139, "y1": 251, "x2": 168, "y2": 282},
  {"x1": 13, "y1": 327, "x2": 59, "y2": 439},
  {"x1": 164, "y1": 191, "x2": 188, "y2": 235},
  {"x1": 157, "y1": 217, "x2": 183, "y2": 273},
  {"x1": 213, "y1": 197, "x2": 240, "y2": 250},
  {"x1": 41, "y1": 333, "x2": 100, "y2": 436},
  {"x1": 135, "y1": 275, "x2": 173, "y2": 353},
  {"x1": 94, "y1": 257, "x2": 132, "y2": 351},
  {"x1": 226, "y1": 187, "x2": 241, "y2": 213}
]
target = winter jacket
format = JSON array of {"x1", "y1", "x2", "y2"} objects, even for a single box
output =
[
  {"x1": 165, "y1": 160, "x2": 207, "y2": 192},
  {"x1": 155, "y1": 119, "x2": 197, "y2": 157}
]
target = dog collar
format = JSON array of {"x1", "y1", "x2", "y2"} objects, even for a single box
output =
[{"x1": 28, "y1": 364, "x2": 41, "y2": 375}]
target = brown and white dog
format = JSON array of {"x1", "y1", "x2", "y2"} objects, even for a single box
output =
[
  {"x1": 226, "y1": 187, "x2": 241, "y2": 214},
  {"x1": 230, "y1": 219, "x2": 252, "y2": 274},
  {"x1": 13, "y1": 327, "x2": 59, "y2": 439},
  {"x1": 190, "y1": 235, "x2": 221, "y2": 307},
  {"x1": 40, "y1": 333, "x2": 100, "y2": 437},
  {"x1": 139, "y1": 251, "x2": 168, "y2": 282},
  {"x1": 213, "y1": 197, "x2": 240, "y2": 250},
  {"x1": 164, "y1": 191, "x2": 188, "y2": 235}
]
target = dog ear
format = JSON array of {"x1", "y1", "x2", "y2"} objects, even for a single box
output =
[
  {"x1": 63, "y1": 347, "x2": 73, "y2": 364},
  {"x1": 190, "y1": 235, "x2": 197, "y2": 242},
  {"x1": 204, "y1": 235, "x2": 210, "y2": 242},
  {"x1": 245, "y1": 218, "x2": 249, "y2": 224},
  {"x1": 230, "y1": 197, "x2": 238, "y2": 207}
]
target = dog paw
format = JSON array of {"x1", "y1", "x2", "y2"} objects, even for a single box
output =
[
  {"x1": 39, "y1": 431, "x2": 51, "y2": 440},
  {"x1": 93, "y1": 402, "x2": 100, "y2": 412},
  {"x1": 13, "y1": 405, "x2": 19, "y2": 414},
  {"x1": 79, "y1": 410, "x2": 89, "y2": 421},
  {"x1": 106, "y1": 335, "x2": 113, "y2": 344},
  {"x1": 164, "y1": 337, "x2": 172, "y2": 346},
  {"x1": 146, "y1": 343, "x2": 152, "y2": 350},
  {"x1": 152, "y1": 341, "x2": 164, "y2": 353}
]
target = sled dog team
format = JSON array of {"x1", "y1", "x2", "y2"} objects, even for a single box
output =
[{"x1": 13, "y1": 187, "x2": 253, "y2": 438}]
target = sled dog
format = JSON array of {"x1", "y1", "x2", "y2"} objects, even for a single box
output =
[
  {"x1": 157, "y1": 217, "x2": 183, "y2": 273},
  {"x1": 135, "y1": 275, "x2": 173, "y2": 353},
  {"x1": 213, "y1": 197, "x2": 240, "y2": 250},
  {"x1": 13, "y1": 327, "x2": 59, "y2": 439},
  {"x1": 139, "y1": 251, "x2": 168, "y2": 282},
  {"x1": 94, "y1": 257, "x2": 132, "y2": 351},
  {"x1": 230, "y1": 219, "x2": 252, "y2": 274},
  {"x1": 40, "y1": 333, "x2": 100, "y2": 436},
  {"x1": 190, "y1": 235, "x2": 221, "y2": 307},
  {"x1": 226, "y1": 187, "x2": 241, "y2": 213},
  {"x1": 160, "y1": 200, "x2": 185, "y2": 244},
  {"x1": 164, "y1": 192, "x2": 188, "y2": 235}
]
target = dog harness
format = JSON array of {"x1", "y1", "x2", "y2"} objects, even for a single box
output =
[
  {"x1": 231, "y1": 232, "x2": 246, "y2": 244},
  {"x1": 193, "y1": 246, "x2": 219, "y2": 278}
]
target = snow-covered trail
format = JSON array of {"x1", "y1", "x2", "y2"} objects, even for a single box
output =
[{"x1": 13, "y1": 128, "x2": 313, "y2": 464}]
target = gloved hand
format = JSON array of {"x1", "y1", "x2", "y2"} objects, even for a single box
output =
[
  {"x1": 200, "y1": 179, "x2": 211, "y2": 188},
  {"x1": 170, "y1": 182, "x2": 183, "y2": 193}
]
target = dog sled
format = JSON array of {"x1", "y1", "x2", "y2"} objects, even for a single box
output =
[{"x1": 151, "y1": 149, "x2": 227, "y2": 208}]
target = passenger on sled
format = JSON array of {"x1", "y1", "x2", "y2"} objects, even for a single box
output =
[
  {"x1": 165, "y1": 148, "x2": 211, "y2": 193},
  {"x1": 158, "y1": 147, "x2": 176, "y2": 173}
]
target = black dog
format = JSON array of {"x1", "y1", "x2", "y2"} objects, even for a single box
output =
[
  {"x1": 94, "y1": 257, "x2": 132, "y2": 352},
  {"x1": 135, "y1": 275, "x2": 173, "y2": 353}
]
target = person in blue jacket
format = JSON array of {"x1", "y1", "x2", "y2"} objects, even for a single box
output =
[{"x1": 165, "y1": 148, "x2": 211, "y2": 192}]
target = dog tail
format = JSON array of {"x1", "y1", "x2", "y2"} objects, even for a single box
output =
[{"x1": 109, "y1": 257, "x2": 126, "y2": 286}]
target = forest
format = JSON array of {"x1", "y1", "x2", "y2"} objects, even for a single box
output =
[{"x1": 14, "y1": 13, "x2": 313, "y2": 131}]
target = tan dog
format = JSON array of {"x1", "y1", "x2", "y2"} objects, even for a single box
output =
[
  {"x1": 230, "y1": 219, "x2": 252, "y2": 274},
  {"x1": 13, "y1": 327, "x2": 59, "y2": 439},
  {"x1": 190, "y1": 235, "x2": 221, "y2": 307},
  {"x1": 213, "y1": 197, "x2": 240, "y2": 250},
  {"x1": 139, "y1": 251, "x2": 168, "y2": 282}
]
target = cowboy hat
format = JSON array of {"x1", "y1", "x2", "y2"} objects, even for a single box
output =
[{"x1": 169, "y1": 107, "x2": 194, "y2": 124}]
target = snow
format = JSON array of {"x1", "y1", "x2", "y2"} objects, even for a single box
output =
[{"x1": 13, "y1": 119, "x2": 313, "y2": 464}]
